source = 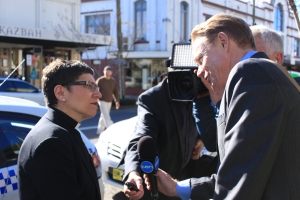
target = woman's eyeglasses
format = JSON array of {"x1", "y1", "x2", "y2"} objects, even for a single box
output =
[{"x1": 67, "y1": 81, "x2": 99, "y2": 92}]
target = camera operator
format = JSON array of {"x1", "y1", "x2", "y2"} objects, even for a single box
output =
[{"x1": 120, "y1": 71, "x2": 217, "y2": 200}]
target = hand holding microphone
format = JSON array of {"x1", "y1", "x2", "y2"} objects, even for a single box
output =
[
  {"x1": 123, "y1": 171, "x2": 144, "y2": 200},
  {"x1": 137, "y1": 136, "x2": 160, "y2": 200}
]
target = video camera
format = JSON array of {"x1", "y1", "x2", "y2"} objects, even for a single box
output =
[{"x1": 165, "y1": 43, "x2": 208, "y2": 101}]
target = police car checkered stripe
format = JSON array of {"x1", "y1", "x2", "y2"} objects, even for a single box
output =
[{"x1": 0, "y1": 168, "x2": 18, "y2": 194}]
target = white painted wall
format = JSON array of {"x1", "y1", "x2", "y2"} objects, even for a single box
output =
[
  {"x1": 0, "y1": 0, "x2": 80, "y2": 31},
  {"x1": 0, "y1": 0, "x2": 112, "y2": 58},
  {"x1": 81, "y1": 0, "x2": 300, "y2": 65}
]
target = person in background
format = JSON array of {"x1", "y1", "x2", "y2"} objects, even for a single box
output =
[
  {"x1": 250, "y1": 24, "x2": 284, "y2": 64},
  {"x1": 96, "y1": 66, "x2": 120, "y2": 135},
  {"x1": 121, "y1": 71, "x2": 217, "y2": 200},
  {"x1": 3, "y1": 71, "x2": 8, "y2": 77},
  {"x1": 18, "y1": 59, "x2": 102, "y2": 199},
  {"x1": 144, "y1": 13, "x2": 300, "y2": 200},
  {"x1": 13, "y1": 70, "x2": 21, "y2": 79}
]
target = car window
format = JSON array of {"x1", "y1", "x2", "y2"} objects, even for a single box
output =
[
  {"x1": 0, "y1": 81, "x2": 15, "y2": 92},
  {"x1": 12, "y1": 81, "x2": 39, "y2": 93},
  {"x1": 0, "y1": 112, "x2": 40, "y2": 166}
]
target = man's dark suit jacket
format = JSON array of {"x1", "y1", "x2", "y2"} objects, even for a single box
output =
[
  {"x1": 122, "y1": 79, "x2": 199, "y2": 180},
  {"x1": 190, "y1": 52, "x2": 300, "y2": 199},
  {"x1": 18, "y1": 108, "x2": 101, "y2": 200}
]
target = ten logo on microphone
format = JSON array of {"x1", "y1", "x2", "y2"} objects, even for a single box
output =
[{"x1": 140, "y1": 156, "x2": 159, "y2": 174}]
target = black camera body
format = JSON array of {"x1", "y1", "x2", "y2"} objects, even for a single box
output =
[{"x1": 166, "y1": 43, "x2": 208, "y2": 101}]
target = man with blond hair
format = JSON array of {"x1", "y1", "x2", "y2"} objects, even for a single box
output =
[{"x1": 144, "y1": 13, "x2": 300, "y2": 200}]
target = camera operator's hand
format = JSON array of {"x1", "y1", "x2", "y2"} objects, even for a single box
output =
[
  {"x1": 124, "y1": 171, "x2": 144, "y2": 200},
  {"x1": 194, "y1": 70, "x2": 224, "y2": 104},
  {"x1": 191, "y1": 139, "x2": 204, "y2": 160}
]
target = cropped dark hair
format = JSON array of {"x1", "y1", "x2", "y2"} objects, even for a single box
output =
[{"x1": 41, "y1": 59, "x2": 94, "y2": 107}]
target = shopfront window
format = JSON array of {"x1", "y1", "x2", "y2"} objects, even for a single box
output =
[
  {"x1": 0, "y1": 48, "x2": 23, "y2": 79},
  {"x1": 125, "y1": 59, "x2": 167, "y2": 91},
  {"x1": 43, "y1": 49, "x2": 70, "y2": 65},
  {"x1": 0, "y1": 48, "x2": 9, "y2": 77}
]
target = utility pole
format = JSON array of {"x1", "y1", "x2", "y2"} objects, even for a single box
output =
[
  {"x1": 116, "y1": 0, "x2": 124, "y2": 99},
  {"x1": 252, "y1": 0, "x2": 256, "y2": 25}
]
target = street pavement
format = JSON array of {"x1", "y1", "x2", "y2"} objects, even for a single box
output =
[{"x1": 79, "y1": 106, "x2": 137, "y2": 199}]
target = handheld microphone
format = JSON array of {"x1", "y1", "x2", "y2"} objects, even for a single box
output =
[{"x1": 137, "y1": 136, "x2": 159, "y2": 200}]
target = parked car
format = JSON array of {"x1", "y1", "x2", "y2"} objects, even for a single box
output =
[
  {"x1": 0, "y1": 96, "x2": 104, "y2": 200},
  {"x1": 96, "y1": 116, "x2": 215, "y2": 189},
  {"x1": 0, "y1": 78, "x2": 45, "y2": 106},
  {"x1": 96, "y1": 117, "x2": 137, "y2": 189}
]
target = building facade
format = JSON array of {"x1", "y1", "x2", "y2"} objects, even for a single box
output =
[
  {"x1": 81, "y1": 0, "x2": 300, "y2": 96},
  {"x1": 0, "y1": 0, "x2": 112, "y2": 88}
]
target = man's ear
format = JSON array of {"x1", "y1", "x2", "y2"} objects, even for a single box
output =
[
  {"x1": 217, "y1": 32, "x2": 229, "y2": 50},
  {"x1": 274, "y1": 52, "x2": 284, "y2": 65}
]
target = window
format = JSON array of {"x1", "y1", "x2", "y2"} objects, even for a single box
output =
[
  {"x1": 274, "y1": 3, "x2": 283, "y2": 31},
  {"x1": 205, "y1": 15, "x2": 212, "y2": 21},
  {"x1": 85, "y1": 14, "x2": 110, "y2": 35},
  {"x1": 294, "y1": 39, "x2": 300, "y2": 57},
  {"x1": 13, "y1": 81, "x2": 39, "y2": 93},
  {"x1": 0, "y1": 112, "x2": 39, "y2": 166},
  {"x1": 180, "y1": 2, "x2": 189, "y2": 42},
  {"x1": 0, "y1": 80, "x2": 39, "y2": 93},
  {"x1": 0, "y1": 81, "x2": 15, "y2": 92},
  {"x1": 135, "y1": 0, "x2": 147, "y2": 41}
]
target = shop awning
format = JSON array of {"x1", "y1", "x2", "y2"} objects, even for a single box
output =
[{"x1": 0, "y1": 25, "x2": 114, "y2": 48}]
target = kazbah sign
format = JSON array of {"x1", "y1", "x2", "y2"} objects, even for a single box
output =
[
  {"x1": 0, "y1": 25, "x2": 42, "y2": 38},
  {"x1": 0, "y1": 24, "x2": 114, "y2": 46}
]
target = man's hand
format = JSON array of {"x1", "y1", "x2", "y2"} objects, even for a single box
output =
[
  {"x1": 123, "y1": 171, "x2": 144, "y2": 200},
  {"x1": 115, "y1": 102, "x2": 120, "y2": 109},
  {"x1": 143, "y1": 169, "x2": 178, "y2": 197},
  {"x1": 194, "y1": 70, "x2": 224, "y2": 104},
  {"x1": 191, "y1": 139, "x2": 204, "y2": 160}
]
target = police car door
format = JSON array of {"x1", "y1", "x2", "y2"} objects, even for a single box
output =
[{"x1": 0, "y1": 112, "x2": 38, "y2": 200}]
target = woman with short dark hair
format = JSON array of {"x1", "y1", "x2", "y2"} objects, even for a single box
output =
[{"x1": 18, "y1": 59, "x2": 102, "y2": 200}]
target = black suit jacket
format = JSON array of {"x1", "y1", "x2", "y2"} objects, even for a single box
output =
[
  {"x1": 18, "y1": 108, "x2": 101, "y2": 200},
  {"x1": 120, "y1": 79, "x2": 220, "y2": 199},
  {"x1": 190, "y1": 52, "x2": 300, "y2": 199},
  {"x1": 121, "y1": 79, "x2": 199, "y2": 181}
]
